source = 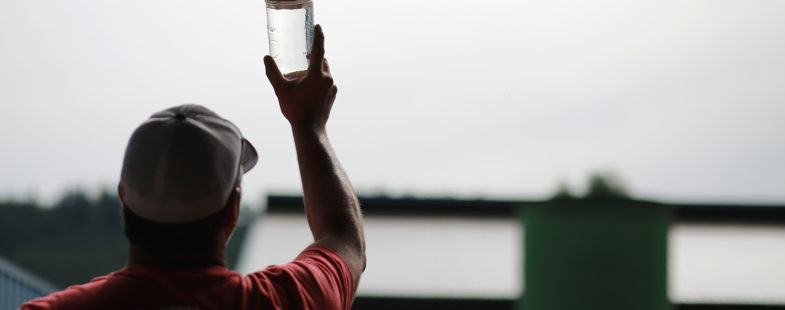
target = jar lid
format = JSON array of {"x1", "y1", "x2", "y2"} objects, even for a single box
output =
[{"x1": 266, "y1": 0, "x2": 312, "y2": 9}]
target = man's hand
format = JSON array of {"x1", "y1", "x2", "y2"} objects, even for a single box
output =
[{"x1": 264, "y1": 24, "x2": 336, "y2": 131}]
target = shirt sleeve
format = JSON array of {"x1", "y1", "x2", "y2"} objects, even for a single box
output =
[{"x1": 247, "y1": 246, "x2": 355, "y2": 310}]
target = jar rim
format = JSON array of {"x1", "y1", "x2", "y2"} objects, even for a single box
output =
[{"x1": 266, "y1": 0, "x2": 312, "y2": 9}]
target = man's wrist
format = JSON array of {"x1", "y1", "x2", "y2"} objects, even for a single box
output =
[{"x1": 290, "y1": 122, "x2": 327, "y2": 137}]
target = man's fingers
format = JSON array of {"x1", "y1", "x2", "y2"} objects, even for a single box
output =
[
  {"x1": 328, "y1": 84, "x2": 337, "y2": 101},
  {"x1": 264, "y1": 55, "x2": 285, "y2": 89},
  {"x1": 308, "y1": 24, "x2": 325, "y2": 76},
  {"x1": 309, "y1": 56, "x2": 331, "y2": 74}
]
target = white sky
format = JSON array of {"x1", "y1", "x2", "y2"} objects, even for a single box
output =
[{"x1": 2, "y1": 0, "x2": 784, "y2": 207}]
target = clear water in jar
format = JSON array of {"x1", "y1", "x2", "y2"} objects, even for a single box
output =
[{"x1": 266, "y1": 5, "x2": 314, "y2": 75}]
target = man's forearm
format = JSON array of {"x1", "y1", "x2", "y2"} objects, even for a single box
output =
[
  {"x1": 264, "y1": 25, "x2": 365, "y2": 285},
  {"x1": 291, "y1": 126, "x2": 363, "y2": 244}
]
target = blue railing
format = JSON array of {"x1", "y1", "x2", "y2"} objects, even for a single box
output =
[{"x1": 0, "y1": 256, "x2": 58, "y2": 310}]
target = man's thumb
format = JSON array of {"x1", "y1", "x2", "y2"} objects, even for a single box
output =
[{"x1": 264, "y1": 56, "x2": 284, "y2": 88}]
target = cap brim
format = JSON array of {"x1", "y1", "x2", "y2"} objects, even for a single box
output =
[{"x1": 240, "y1": 138, "x2": 258, "y2": 173}]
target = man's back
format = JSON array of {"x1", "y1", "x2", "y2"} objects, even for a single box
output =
[{"x1": 22, "y1": 247, "x2": 353, "y2": 310}]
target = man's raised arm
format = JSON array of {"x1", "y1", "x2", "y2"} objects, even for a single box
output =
[{"x1": 263, "y1": 25, "x2": 366, "y2": 287}]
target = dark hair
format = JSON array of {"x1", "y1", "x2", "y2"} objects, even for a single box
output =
[{"x1": 122, "y1": 204, "x2": 229, "y2": 261}]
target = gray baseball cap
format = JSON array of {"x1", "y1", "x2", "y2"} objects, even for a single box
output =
[{"x1": 119, "y1": 104, "x2": 258, "y2": 223}]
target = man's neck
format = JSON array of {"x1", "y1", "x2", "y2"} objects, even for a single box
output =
[{"x1": 127, "y1": 243, "x2": 227, "y2": 268}]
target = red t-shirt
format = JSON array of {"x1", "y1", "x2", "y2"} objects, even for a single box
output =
[{"x1": 20, "y1": 246, "x2": 354, "y2": 310}]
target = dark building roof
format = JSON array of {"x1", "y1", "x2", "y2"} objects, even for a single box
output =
[
  {"x1": 268, "y1": 195, "x2": 520, "y2": 217},
  {"x1": 267, "y1": 195, "x2": 785, "y2": 224}
]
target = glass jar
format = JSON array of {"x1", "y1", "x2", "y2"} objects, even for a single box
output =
[{"x1": 265, "y1": 0, "x2": 314, "y2": 75}]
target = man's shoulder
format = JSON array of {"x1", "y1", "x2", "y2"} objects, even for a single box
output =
[
  {"x1": 20, "y1": 273, "x2": 114, "y2": 309},
  {"x1": 245, "y1": 246, "x2": 349, "y2": 281},
  {"x1": 244, "y1": 246, "x2": 355, "y2": 310}
]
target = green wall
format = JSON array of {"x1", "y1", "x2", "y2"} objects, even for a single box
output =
[{"x1": 520, "y1": 200, "x2": 672, "y2": 310}]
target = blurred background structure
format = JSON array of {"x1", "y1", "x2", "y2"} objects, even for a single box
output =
[
  {"x1": 2, "y1": 183, "x2": 785, "y2": 309},
  {"x1": 235, "y1": 193, "x2": 785, "y2": 310}
]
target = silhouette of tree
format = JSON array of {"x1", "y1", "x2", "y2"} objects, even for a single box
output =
[
  {"x1": 584, "y1": 171, "x2": 629, "y2": 199},
  {"x1": 550, "y1": 181, "x2": 574, "y2": 200}
]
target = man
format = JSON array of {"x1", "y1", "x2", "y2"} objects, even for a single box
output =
[{"x1": 22, "y1": 25, "x2": 365, "y2": 310}]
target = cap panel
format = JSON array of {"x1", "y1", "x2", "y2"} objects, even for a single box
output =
[{"x1": 157, "y1": 119, "x2": 236, "y2": 201}]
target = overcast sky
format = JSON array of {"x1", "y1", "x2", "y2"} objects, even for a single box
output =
[{"x1": 1, "y1": 0, "x2": 784, "y2": 207}]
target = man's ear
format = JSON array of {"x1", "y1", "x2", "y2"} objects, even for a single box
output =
[
  {"x1": 223, "y1": 187, "x2": 241, "y2": 242},
  {"x1": 118, "y1": 185, "x2": 125, "y2": 204}
]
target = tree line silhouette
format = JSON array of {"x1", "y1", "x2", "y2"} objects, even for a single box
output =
[{"x1": 0, "y1": 190, "x2": 250, "y2": 289}]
